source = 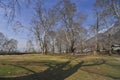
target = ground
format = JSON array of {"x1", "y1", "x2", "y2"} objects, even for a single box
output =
[{"x1": 0, "y1": 54, "x2": 120, "y2": 80}]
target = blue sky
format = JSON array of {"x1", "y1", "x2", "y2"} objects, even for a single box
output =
[{"x1": 0, "y1": 0, "x2": 96, "y2": 51}]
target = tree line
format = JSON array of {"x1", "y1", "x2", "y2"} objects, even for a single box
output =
[{"x1": 0, "y1": 0, "x2": 120, "y2": 55}]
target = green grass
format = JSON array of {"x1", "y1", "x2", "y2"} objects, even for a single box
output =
[{"x1": 0, "y1": 54, "x2": 120, "y2": 80}]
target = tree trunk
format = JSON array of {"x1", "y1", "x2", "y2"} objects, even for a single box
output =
[
  {"x1": 52, "y1": 40, "x2": 55, "y2": 54},
  {"x1": 94, "y1": 11, "x2": 99, "y2": 55},
  {"x1": 108, "y1": 34, "x2": 112, "y2": 56},
  {"x1": 80, "y1": 42, "x2": 83, "y2": 54},
  {"x1": 69, "y1": 41, "x2": 75, "y2": 55},
  {"x1": 43, "y1": 31, "x2": 47, "y2": 55},
  {"x1": 59, "y1": 46, "x2": 61, "y2": 54}
]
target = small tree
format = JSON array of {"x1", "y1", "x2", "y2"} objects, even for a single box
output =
[{"x1": 25, "y1": 40, "x2": 35, "y2": 53}]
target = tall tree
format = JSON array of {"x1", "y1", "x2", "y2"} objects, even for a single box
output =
[
  {"x1": 56, "y1": 0, "x2": 85, "y2": 53},
  {"x1": 32, "y1": 0, "x2": 58, "y2": 54}
]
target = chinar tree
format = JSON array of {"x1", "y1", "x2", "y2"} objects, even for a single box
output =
[
  {"x1": 32, "y1": 0, "x2": 58, "y2": 54},
  {"x1": 55, "y1": 0, "x2": 86, "y2": 53}
]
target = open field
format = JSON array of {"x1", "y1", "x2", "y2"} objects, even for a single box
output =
[{"x1": 0, "y1": 54, "x2": 120, "y2": 80}]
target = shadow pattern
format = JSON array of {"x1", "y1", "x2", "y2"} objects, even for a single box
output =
[
  {"x1": 0, "y1": 61, "x2": 83, "y2": 80},
  {"x1": 0, "y1": 59, "x2": 119, "y2": 80}
]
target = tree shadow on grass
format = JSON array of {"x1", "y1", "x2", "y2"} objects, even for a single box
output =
[
  {"x1": 80, "y1": 68, "x2": 120, "y2": 80},
  {"x1": 0, "y1": 59, "x2": 118, "y2": 80},
  {"x1": 80, "y1": 59, "x2": 120, "y2": 80},
  {"x1": 82, "y1": 59, "x2": 106, "y2": 66},
  {"x1": 0, "y1": 61, "x2": 84, "y2": 80}
]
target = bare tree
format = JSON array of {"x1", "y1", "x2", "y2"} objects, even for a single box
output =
[
  {"x1": 55, "y1": 0, "x2": 85, "y2": 54},
  {"x1": 55, "y1": 28, "x2": 67, "y2": 53},
  {"x1": 90, "y1": 2, "x2": 108, "y2": 55},
  {"x1": 2, "y1": 38, "x2": 18, "y2": 53},
  {"x1": 0, "y1": 32, "x2": 6, "y2": 52},
  {"x1": 76, "y1": 26, "x2": 88, "y2": 53},
  {"x1": 32, "y1": 1, "x2": 58, "y2": 54},
  {"x1": 48, "y1": 31, "x2": 56, "y2": 53},
  {"x1": 25, "y1": 40, "x2": 35, "y2": 53},
  {"x1": 95, "y1": 0, "x2": 120, "y2": 22},
  {"x1": 0, "y1": 0, "x2": 31, "y2": 22}
]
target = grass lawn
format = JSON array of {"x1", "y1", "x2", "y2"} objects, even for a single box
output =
[{"x1": 0, "y1": 54, "x2": 120, "y2": 80}]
